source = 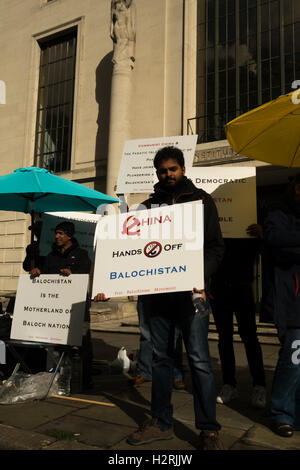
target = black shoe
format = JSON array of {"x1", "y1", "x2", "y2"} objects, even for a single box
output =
[
  {"x1": 273, "y1": 423, "x2": 294, "y2": 438},
  {"x1": 199, "y1": 430, "x2": 225, "y2": 450}
]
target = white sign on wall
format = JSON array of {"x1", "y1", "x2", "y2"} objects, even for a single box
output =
[
  {"x1": 186, "y1": 166, "x2": 257, "y2": 238},
  {"x1": 39, "y1": 212, "x2": 102, "y2": 259},
  {"x1": 92, "y1": 201, "x2": 204, "y2": 298},
  {"x1": 10, "y1": 274, "x2": 89, "y2": 346},
  {"x1": 116, "y1": 135, "x2": 198, "y2": 194}
]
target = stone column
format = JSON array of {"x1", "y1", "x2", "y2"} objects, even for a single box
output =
[{"x1": 106, "y1": 0, "x2": 136, "y2": 197}]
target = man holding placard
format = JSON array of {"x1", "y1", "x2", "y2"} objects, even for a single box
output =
[
  {"x1": 31, "y1": 221, "x2": 93, "y2": 390},
  {"x1": 95, "y1": 146, "x2": 224, "y2": 449}
]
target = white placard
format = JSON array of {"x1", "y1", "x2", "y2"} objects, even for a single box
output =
[
  {"x1": 92, "y1": 201, "x2": 204, "y2": 298},
  {"x1": 10, "y1": 274, "x2": 89, "y2": 346},
  {"x1": 186, "y1": 167, "x2": 257, "y2": 238},
  {"x1": 116, "y1": 135, "x2": 198, "y2": 194},
  {"x1": 39, "y1": 212, "x2": 102, "y2": 259}
]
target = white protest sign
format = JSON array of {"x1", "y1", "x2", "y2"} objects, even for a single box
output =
[
  {"x1": 39, "y1": 212, "x2": 102, "y2": 259},
  {"x1": 92, "y1": 201, "x2": 204, "y2": 298},
  {"x1": 186, "y1": 167, "x2": 256, "y2": 238},
  {"x1": 116, "y1": 135, "x2": 198, "y2": 194},
  {"x1": 10, "y1": 274, "x2": 89, "y2": 346}
]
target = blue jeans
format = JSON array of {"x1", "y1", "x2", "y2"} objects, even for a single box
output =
[
  {"x1": 271, "y1": 328, "x2": 300, "y2": 429},
  {"x1": 137, "y1": 297, "x2": 183, "y2": 381},
  {"x1": 143, "y1": 292, "x2": 220, "y2": 431}
]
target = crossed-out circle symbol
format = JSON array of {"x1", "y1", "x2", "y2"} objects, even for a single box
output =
[{"x1": 144, "y1": 241, "x2": 162, "y2": 258}]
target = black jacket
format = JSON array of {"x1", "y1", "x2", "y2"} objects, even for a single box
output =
[
  {"x1": 41, "y1": 238, "x2": 91, "y2": 275},
  {"x1": 140, "y1": 176, "x2": 224, "y2": 284},
  {"x1": 263, "y1": 195, "x2": 300, "y2": 334}
]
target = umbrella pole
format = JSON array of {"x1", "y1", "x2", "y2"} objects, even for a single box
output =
[{"x1": 30, "y1": 210, "x2": 35, "y2": 270}]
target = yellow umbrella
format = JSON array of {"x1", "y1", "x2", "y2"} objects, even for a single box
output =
[{"x1": 225, "y1": 90, "x2": 300, "y2": 167}]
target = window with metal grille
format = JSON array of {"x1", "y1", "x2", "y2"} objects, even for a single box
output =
[
  {"x1": 193, "y1": 0, "x2": 300, "y2": 143},
  {"x1": 34, "y1": 28, "x2": 77, "y2": 173}
]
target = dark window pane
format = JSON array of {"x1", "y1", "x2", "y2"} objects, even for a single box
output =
[
  {"x1": 261, "y1": 31, "x2": 270, "y2": 59},
  {"x1": 271, "y1": 28, "x2": 280, "y2": 57},
  {"x1": 271, "y1": 87, "x2": 281, "y2": 99},
  {"x1": 284, "y1": 25, "x2": 293, "y2": 54},
  {"x1": 249, "y1": 34, "x2": 257, "y2": 60},
  {"x1": 228, "y1": 68, "x2": 236, "y2": 96},
  {"x1": 207, "y1": 0, "x2": 215, "y2": 20},
  {"x1": 240, "y1": 65, "x2": 247, "y2": 93},
  {"x1": 294, "y1": 3, "x2": 300, "y2": 22},
  {"x1": 271, "y1": 57, "x2": 281, "y2": 87},
  {"x1": 295, "y1": 22, "x2": 300, "y2": 53},
  {"x1": 249, "y1": 8, "x2": 257, "y2": 35},
  {"x1": 261, "y1": 60, "x2": 270, "y2": 89},
  {"x1": 271, "y1": 1, "x2": 280, "y2": 29},
  {"x1": 285, "y1": 54, "x2": 294, "y2": 88},
  {"x1": 284, "y1": 0, "x2": 293, "y2": 25},
  {"x1": 219, "y1": 17, "x2": 226, "y2": 43},
  {"x1": 228, "y1": 14, "x2": 236, "y2": 41},
  {"x1": 207, "y1": 73, "x2": 215, "y2": 100},
  {"x1": 261, "y1": 3, "x2": 269, "y2": 32},
  {"x1": 262, "y1": 89, "x2": 271, "y2": 103},
  {"x1": 219, "y1": 0, "x2": 226, "y2": 18},
  {"x1": 227, "y1": 0, "x2": 235, "y2": 15},
  {"x1": 207, "y1": 47, "x2": 215, "y2": 72}
]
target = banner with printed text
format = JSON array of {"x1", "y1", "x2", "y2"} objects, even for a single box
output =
[
  {"x1": 116, "y1": 135, "x2": 198, "y2": 194},
  {"x1": 186, "y1": 166, "x2": 257, "y2": 238},
  {"x1": 92, "y1": 201, "x2": 204, "y2": 298},
  {"x1": 10, "y1": 274, "x2": 89, "y2": 346}
]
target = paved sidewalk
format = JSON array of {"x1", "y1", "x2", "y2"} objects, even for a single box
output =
[{"x1": 0, "y1": 318, "x2": 299, "y2": 452}]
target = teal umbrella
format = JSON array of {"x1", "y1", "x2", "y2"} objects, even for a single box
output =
[{"x1": 0, "y1": 167, "x2": 119, "y2": 264}]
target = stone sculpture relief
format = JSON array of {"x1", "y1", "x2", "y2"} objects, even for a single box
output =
[{"x1": 110, "y1": 0, "x2": 136, "y2": 69}]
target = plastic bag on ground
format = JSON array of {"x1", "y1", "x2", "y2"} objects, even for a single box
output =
[{"x1": 0, "y1": 371, "x2": 60, "y2": 404}]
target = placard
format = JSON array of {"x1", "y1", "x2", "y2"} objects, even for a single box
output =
[
  {"x1": 10, "y1": 274, "x2": 89, "y2": 346},
  {"x1": 39, "y1": 212, "x2": 102, "y2": 259},
  {"x1": 186, "y1": 167, "x2": 257, "y2": 238},
  {"x1": 116, "y1": 135, "x2": 198, "y2": 194},
  {"x1": 92, "y1": 201, "x2": 204, "y2": 298}
]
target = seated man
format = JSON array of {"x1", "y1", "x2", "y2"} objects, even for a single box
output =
[{"x1": 31, "y1": 221, "x2": 93, "y2": 390}]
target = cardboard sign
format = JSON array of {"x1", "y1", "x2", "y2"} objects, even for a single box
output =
[
  {"x1": 92, "y1": 201, "x2": 204, "y2": 298},
  {"x1": 39, "y1": 212, "x2": 102, "y2": 259},
  {"x1": 186, "y1": 167, "x2": 257, "y2": 238},
  {"x1": 116, "y1": 135, "x2": 198, "y2": 194},
  {"x1": 10, "y1": 274, "x2": 89, "y2": 346}
]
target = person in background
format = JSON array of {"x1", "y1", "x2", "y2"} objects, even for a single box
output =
[
  {"x1": 263, "y1": 174, "x2": 300, "y2": 437},
  {"x1": 210, "y1": 224, "x2": 266, "y2": 408}
]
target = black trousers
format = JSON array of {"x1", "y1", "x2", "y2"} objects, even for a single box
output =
[{"x1": 210, "y1": 283, "x2": 266, "y2": 387}]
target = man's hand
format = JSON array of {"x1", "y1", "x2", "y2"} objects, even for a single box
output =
[
  {"x1": 93, "y1": 293, "x2": 110, "y2": 302},
  {"x1": 246, "y1": 223, "x2": 263, "y2": 239},
  {"x1": 193, "y1": 287, "x2": 206, "y2": 302},
  {"x1": 60, "y1": 268, "x2": 72, "y2": 276},
  {"x1": 30, "y1": 268, "x2": 41, "y2": 277}
]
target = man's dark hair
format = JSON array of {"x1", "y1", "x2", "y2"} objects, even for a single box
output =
[{"x1": 153, "y1": 146, "x2": 185, "y2": 169}]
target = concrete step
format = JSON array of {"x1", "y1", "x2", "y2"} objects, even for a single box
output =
[{"x1": 90, "y1": 300, "x2": 279, "y2": 345}]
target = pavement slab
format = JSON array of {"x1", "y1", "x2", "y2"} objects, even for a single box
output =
[
  {"x1": 0, "y1": 423, "x2": 56, "y2": 450},
  {"x1": 241, "y1": 423, "x2": 300, "y2": 450},
  {"x1": 35, "y1": 414, "x2": 136, "y2": 448},
  {"x1": 0, "y1": 400, "x2": 75, "y2": 430}
]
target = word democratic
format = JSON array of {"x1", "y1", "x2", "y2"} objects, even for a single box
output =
[
  {"x1": 195, "y1": 178, "x2": 247, "y2": 184},
  {"x1": 110, "y1": 265, "x2": 187, "y2": 279}
]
